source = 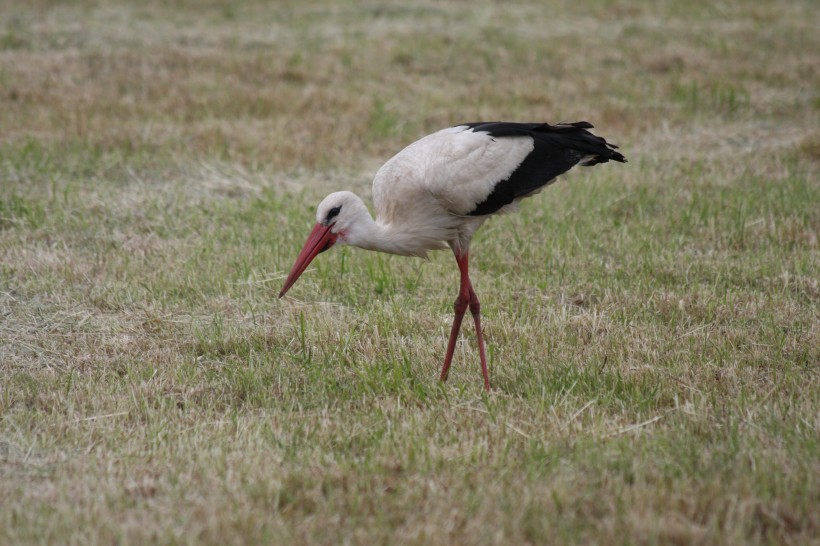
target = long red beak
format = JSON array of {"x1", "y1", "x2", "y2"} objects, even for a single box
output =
[{"x1": 279, "y1": 223, "x2": 338, "y2": 298}]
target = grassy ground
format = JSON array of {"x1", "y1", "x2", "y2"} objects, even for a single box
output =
[{"x1": 1, "y1": 0, "x2": 818, "y2": 544}]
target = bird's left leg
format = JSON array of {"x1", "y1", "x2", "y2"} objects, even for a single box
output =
[
  {"x1": 467, "y1": 282, "x2": 490, "y2": 391},
  {"x1": 439, "y1": 249, "x2": 490, "y2": 391}
]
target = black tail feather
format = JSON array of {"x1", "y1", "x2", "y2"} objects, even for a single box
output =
[
  {"x1": 462, "y1": 120, "x2": 626, "y2": 165},
  {"x1": 551, "y1": 121, "x2": 627, "y2": 165}
]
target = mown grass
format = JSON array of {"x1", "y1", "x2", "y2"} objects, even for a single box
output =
[{"x1": 1, "y1": 0, "x2": 818, "y2": 544}]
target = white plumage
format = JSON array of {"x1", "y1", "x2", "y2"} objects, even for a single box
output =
[
  {"x1": 280, "y1": 121, "x2": 625, "y2": 390},
  {"x1": 375, "y1": 125, "x2": 534, "y2": 216}
]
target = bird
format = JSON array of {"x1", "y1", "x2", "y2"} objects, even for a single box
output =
[{"x1": 279, "y1": 121, "x2": 626, "y2": 390}]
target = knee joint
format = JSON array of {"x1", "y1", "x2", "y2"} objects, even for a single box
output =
[
  {"x1": 453, "y1": 297, "x2": 468, "y2": 314},
  {"x1": 468, "y1": 290, "x2": 480, "y2": 315}
]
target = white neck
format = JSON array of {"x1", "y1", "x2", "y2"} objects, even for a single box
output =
[{"x1": 338, "y1": 195, "x2": 448, "y2": 258}]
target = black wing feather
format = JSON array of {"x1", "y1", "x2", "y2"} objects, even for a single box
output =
[{"x1": 461, "y1": 122, "x2": 626, "y2": 216}]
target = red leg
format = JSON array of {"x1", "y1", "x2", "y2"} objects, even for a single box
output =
[
  {"x1": 439, "y1": 294, "x2": 467, "y2": 383},
  {"x1": 439, "y1": 250, "x2": 491, "y2": 391},
  {"x1": 468, "y1": 286, "x2": 490, "y2": 391}
]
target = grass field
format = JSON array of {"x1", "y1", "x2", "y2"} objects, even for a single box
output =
[{"x1": 1, "y1": 0, "x2": 818, "y2": 544}]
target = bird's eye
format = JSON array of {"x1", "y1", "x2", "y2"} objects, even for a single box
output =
[{"x1": 325, "y1": 205, "x2": 342, "y2": 223}]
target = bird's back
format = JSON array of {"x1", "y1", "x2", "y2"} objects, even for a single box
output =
[
  {"x1": 372, "y1": 125, "x2": 535, "y2": 221},
  {"x1": 458, "y1": 121, "x2": 626, "y2": 215},
  {"x1": 370, "y1": 121, "x2": 625, "y2": 247}
]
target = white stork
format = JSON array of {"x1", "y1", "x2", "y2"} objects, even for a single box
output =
[{"x1": 279, "y1": 121, "x2": 626, "y2": 390}]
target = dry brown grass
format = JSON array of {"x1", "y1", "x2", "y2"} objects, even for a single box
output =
[{"x1": 1, "y1": 0, "x2": 819, "y2": 544}]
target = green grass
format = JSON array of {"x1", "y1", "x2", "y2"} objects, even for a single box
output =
[{"x1": 1, "y1": 0, "x2": 818, "y2": 544}]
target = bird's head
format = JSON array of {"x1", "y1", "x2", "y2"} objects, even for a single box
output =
[{"x1": 279, "y1": 191, "x2": 367, "y2": 298}]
